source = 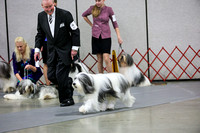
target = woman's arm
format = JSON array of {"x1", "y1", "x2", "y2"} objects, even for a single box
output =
[
  {"x1": 25, "y1": 64, "x2": 37, "y2": 72},
  {"x1": 12, "y1": 52, "x2": 23, "y2": 81},
  {"x1": 83, "y1": 17, "x2": 93, "y2": 27},
  {"x1": 15, "y1": 73, "x2": 23, "y2": 82},
  {"x1": 28, "y1": 49, "x2": 37, "y2": 73},
  {"x1": 115, "y1": 27, "x2": 123, "y2": 45}
]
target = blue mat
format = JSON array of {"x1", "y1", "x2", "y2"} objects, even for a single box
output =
[{"x1": 0, "y1": 81, "x2": 200, "y2": 133}]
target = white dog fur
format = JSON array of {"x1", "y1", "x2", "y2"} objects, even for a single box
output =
[
  {"x1": 72, "y1": 72, "x2": 136, "y2": 114},
  {"x1": 0, "y1": 61, "x2": 17, "y2": 93},
  {"x1": 3, "y1": 61, "x2": 88, "y2": 100},
  {"x1": 4, "y1": 79, "x2": 58, "y2": 100},
  {"x1": 118, "y1": 54, "x2": 151, "y2": 87}
]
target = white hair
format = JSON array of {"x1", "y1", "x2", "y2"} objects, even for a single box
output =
[
  {"x1": 118, "y1": 54, "x2": 151, "y2": 87},
  {"x1": 72, "y1": 72, "x2": 136, "y2": 114}
]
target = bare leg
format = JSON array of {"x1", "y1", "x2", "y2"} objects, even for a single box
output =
[
  {"x1": 43, "y1": 63, "x2": 50, "y2": 85},
  {"x1": 103, "y1": 53, "x2": 113, "y2": 73},
  {"x1": 96, "y1": 54, "x2": 103, "y2": 73}
]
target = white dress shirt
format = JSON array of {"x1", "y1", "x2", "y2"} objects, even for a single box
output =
[{"x1": 48, "y1": 7, "x2": 56, "y2": 37}]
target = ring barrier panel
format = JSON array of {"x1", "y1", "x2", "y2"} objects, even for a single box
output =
[{"x1": 1, "y1": 45, "x2": 199, "y2": 84}]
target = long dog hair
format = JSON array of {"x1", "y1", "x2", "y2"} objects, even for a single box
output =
[
  {"x1": 4, "y1": 79, "x2": 58, "y2": 100},
  {"x1": 0, "y1": 61, "x2": 17, "y2": 93},
  {"x1": 72, "y1": 72, "x2": 136, "y2": 114},
  {"x1": 118, "y1": 54, "x2": 151, "y2": 87},
  {"x1": 3, "y1": 61, "x2": 88, "y2": 100}
]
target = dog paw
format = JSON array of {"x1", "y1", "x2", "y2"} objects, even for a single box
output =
[
  {"x1": 3, "y1": 94, "x2": 16, "y2": 99},
  {"x1": 106, "y1": 104, "x2": 115, "y2": 110},
  {"x1": 99, "y1": 103, "x2": 107, "y2": 111},
  {"x1": 126, "y1": 96, "x2": 136, "y2": 107},
  {"x1": 79, "y1": 105, "x2": 87, "y2": 114},
  {"x1": 3, "y1": 94, "x2": 9, "y2": 99}
]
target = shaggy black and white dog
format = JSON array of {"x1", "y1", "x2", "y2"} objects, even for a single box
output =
[
  {"x1": 4, "y1": 79, "x2": 58, "y2": 100},
  {"x1": 118, "y1": 54, "x2": 151, "y2": 87},
  {"x1": 0, "y1": 61, "x2": 17, "y2": 93},
  {"x1": 72, "y1": 72, "x2": 136, "y2": 114}
]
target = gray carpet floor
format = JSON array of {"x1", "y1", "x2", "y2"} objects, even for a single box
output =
[{"x1": 0, "y1": 81, "x2": 200, "y2": 133}]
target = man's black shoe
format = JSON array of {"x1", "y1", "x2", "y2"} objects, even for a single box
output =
[{"x1": 60, "y1": 98, "x2": 75, "y2": 107}]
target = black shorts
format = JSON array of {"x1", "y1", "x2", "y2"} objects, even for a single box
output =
[
  {"x1": 92, "y1": 36, "x2": 111, "y2": 54},
  {"x1": 41, "y1": 41, "x2": 48, "y2": 64}
]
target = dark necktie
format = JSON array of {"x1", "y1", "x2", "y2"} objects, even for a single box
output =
[{"x1": 49, "y1": 15, "x2": 52, "y2": 24}]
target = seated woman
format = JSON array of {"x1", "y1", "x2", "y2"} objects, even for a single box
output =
[{"x1": 12, "y1": 37, "x2": 43, "y2": 85}]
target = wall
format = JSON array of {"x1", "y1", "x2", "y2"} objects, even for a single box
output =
[
  {"x1": 0, "y1": 0, "x2": 8, "y2": 61},
  {"x1": 148, "y1": 0, "x2": 200, "y2": 80},
  {"x1": 0, "y1": 0, "x2": 199, "y2": 80}
]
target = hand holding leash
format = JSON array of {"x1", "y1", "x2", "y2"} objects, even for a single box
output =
[
  {"x1": 118, "y1": 36, "x2": 123, "y2": 45},
  {"x1": 71, "y1": 50, "x2": 77, "y2": 60},
  {"x1": 34, "y1": 52, "x2": 40, "y2": 61},
  {"x1": 25, "y1": 64, "x2": 32, "y2": 70},
  {"x1": 117, "y1": 43, "x2": 123, "y2": 56}
]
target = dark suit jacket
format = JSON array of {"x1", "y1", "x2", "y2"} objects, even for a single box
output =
[{"x1": 35, "y1": 7, "x2": 80, "y2": 66}]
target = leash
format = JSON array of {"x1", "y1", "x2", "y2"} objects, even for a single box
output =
[
  {"x1": 24, "y1": 64, "x2": 38, "y2": 94},
  {"x1": 117, "y1": 44, "x2": 122, "y2": 56},
  {"x1": 118, "y1": 44, "x2": 128, "y2": 56},
  {"x1": 24, "y1": 66, "x2": 29, "y2": 79}
]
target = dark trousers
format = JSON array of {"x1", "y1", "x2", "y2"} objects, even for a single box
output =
[{"x1": 47, "y1": 55, "x2": 73, "y2": 103}]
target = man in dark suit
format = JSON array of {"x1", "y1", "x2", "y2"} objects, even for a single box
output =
[{"x1": 34, "y1": 0, "x2": 80, "y2": 107}]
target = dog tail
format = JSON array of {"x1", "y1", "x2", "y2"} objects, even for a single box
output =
[
  {"x1": 0, "y1": 61, "x2": 11, "y2": 79},
  {"x1": 3, "y1": 94, "x2": 17, "y2": 99}
]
